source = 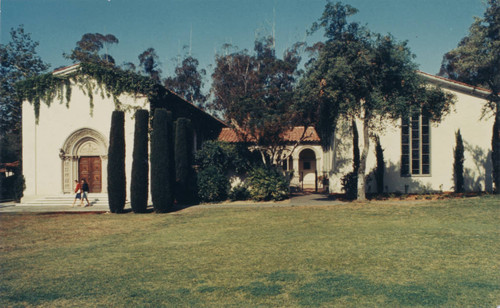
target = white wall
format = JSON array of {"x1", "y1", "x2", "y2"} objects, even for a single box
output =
[
  {"x1": 22, "y1": 81, "x2": 147, "y2": 200},
  {"x1": 326, "y1": 87, "x2": 494, "y2": 193}
]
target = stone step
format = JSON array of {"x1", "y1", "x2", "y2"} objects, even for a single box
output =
[{"x1": 20, "y1": 194, "x2": 112, "y2": 207}]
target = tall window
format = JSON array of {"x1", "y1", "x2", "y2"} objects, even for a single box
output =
[{"x1": 401, "y1": 114, "x2": 430, "y2": 176}]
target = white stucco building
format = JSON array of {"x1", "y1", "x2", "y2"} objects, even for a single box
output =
[
  {"x1": 22, "y1": 67, "x2": 495, "y2": 202},
  {"x1": 22, "y1": 65, "x2": 225, "y2": 202},
  {"x1": 219, "y1": 72, "x2": 494, "y2": 194}
]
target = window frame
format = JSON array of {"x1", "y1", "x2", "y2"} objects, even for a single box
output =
[{"x1": 401, "y1": 114, "x2": 431, "y2": 177}]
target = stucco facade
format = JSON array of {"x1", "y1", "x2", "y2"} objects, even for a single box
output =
[
  {"x1": 22, "y1": 78, "x2": 147, "y2": 201},
  {"x1": 22, "y1": 65, "x2": 225, "y2": 202},
  {"x1": 324, "y1": 73, "x2": 495, "y2": 193}
]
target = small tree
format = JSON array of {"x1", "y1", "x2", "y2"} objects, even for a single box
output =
[
  {"x1": 150, "y1": 108, "x2": 174, "y2": 212},
  {"x1": 131, "y1": 109, "x2": 149, "y2": 213},
  {"x1": 174, "y1": 117, "x2": 193, "y2": 205},
  {"x1": 107, "y1": 111, "x2": 126, "y2": 213},
  {"x1": 375, "y1": 136, "x2": 385, "y2": 194},
  {"x1": 454, "y1": 129, "x2": 465, "y2": 193}
]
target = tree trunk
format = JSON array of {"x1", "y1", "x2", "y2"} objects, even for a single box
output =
[{"x1": 357, "y1": 117, "x2": 370, "y2": 201}]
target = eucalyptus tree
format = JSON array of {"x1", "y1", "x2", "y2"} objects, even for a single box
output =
[
  {"x1": 164, "y1": 54, "x2": 207, "y2": 108},
  {"x1": 211, "y1": 37, "x2": 307, "y2": 165},
  {"x1": 298, "y1": 2, "x2": 454, "y2": 200},
  {"x1": 65, "y1": 33, "x2": 119, "y2": 65},
  {"x1": 138, "y1": 47, "x2": 162, "y2": 83},
  {"x1": 439, "y1": 0, "x2": 500, "y2": 193}
]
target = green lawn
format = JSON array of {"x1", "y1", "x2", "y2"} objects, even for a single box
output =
[{"x1": 1, "y1": 196, "x2": 499, "y2": 307}]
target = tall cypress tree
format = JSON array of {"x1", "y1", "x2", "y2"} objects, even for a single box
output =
[
  {"x1": 375, "y1": 136, "x2": 385, "y2": 194},
  {"x1": 107, "y1": 111, "x2": 126, "y2": 213},
  {"x1": 454, "y1": 129, "x2": 465, "y2": 193},
  {"x1": 131, "y1": 109, "x2": 149, "y2": 213},
  {"x1": 175, "y1": 118, "x2": 193, "y2": 204},
  {"x1": 150, "y1": 108, "x2": 174, "y2": 213}
]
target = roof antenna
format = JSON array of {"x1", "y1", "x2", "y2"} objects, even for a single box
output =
[
  {"x1": 189, "y1": 24, "x2": 193, "y2": 57},
  {"x1": 272, "y1": 6, "x2": 276, "y2": 50}
]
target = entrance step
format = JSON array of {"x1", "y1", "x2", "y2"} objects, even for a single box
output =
[{"x1": 20, "y1": 194, "x2": 110, "y2": 207}]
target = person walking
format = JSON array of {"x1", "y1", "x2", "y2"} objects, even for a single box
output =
[
  {"x1": 71, "y1": 180, "x2": 81, "y2": 207},
  {"x1": 80, "y1": 179, "x2": 90, "y2": 207}
]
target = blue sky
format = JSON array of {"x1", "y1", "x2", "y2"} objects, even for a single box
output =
[{"x1": 1, "y1": 0, "x2": 486, "y2": 77}]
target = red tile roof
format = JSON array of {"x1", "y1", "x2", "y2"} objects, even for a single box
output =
[{"x1": 218, "y1": 126, "x2": 320, "y2": 143}]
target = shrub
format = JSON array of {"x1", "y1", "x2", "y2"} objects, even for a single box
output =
[
  {"x1": 229, "y1": 184, "x2": 250, "y2": 201},
  {"x1": 0, "y1": 168, "x2": 25, "y2": 202},
  {"x1": 454, "y1": 129, "x2": 465, "y2": 193},
  {"x1": 197, "y1": 165, "x2": 229, "y2": 202},
  {"x1": 107, "y1": 111, "x2": 126, "y2": 213},
  {"x1": 247, "y1": 167, "x2": 289, "y2": 201},
  {"x1": 195, "y1": 140, "x2": 261, "y2": 203},
  {"x1": 195, "y1": 140, "x2": 260, "y2": 174},
  {"x1": 150, "y1": 108, "x2": 175, "y2": 213},
  {"x1": 131, "y1": 109, "x2": 149, "y2": 213},
  {"x1": 175, "y1": 118, "x2": 193, "y2": 204},
  {"x1": 341, "y1": 171, "x2": 358, "y2": 200}
]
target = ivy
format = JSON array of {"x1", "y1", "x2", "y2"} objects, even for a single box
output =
[{"x1": 16, "y1": 62, "x2": 160, "y2": 123}]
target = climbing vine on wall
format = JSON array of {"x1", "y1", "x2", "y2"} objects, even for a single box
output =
[{"x1": 16, "y1": 62, "x2": 161, "y2": 123}]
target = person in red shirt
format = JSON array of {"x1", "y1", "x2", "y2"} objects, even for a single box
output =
[{"x1": 71, "y1": 180, "x2": 81, "y2": 207}]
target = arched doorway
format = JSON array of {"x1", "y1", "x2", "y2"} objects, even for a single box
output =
[
  {"x1": 60, "y1": 128, "x2": 108, "y2": 194},
  {"x1": 299, "y1": 149, "x2": 317, "y2": 189}
]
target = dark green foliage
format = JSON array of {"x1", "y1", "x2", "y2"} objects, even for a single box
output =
[
  {"x1": 341, "y1": 172, "x2": 358, "y2": 200},
  {"x1": 1, "y1": 25, "x2": 49, "y2": 135},
  {"x1": 352, "y1": 120, "x2": 360, "y2": 172},
  {"x1": 150, "y1": 108, "x2": 175, "y2": 212},
  {"x1": 247, "y1": 166, "x2": 289, "y2": 201},
  {"x1": 17, "y1": 62, "x2": 160, "y2": 123},
  {"x1": 164, "y1": 55, "x2": 207, "y2": 108},
  {"x1": 64, "y1": 33, "x2": 118, "y2": 65},
  {"x1": 342, "y1": 121, "x2": 360, "y2": 200},
  {"x1": 131, "y1": 109, "x2": 149, "y2": 213},
  {"x1": 493, "y1": 118, "x2": 500, "y2": 193},
  {"x1": 107, "y1": 111, "x2": 126, "y2": 213},
  {"x1": 375, "y1": 136, "x2": 385, "y2": 194},
  {"x1": 0, "y1": 168, "x2": 25, "y2": 202},
  {"x1": 138, "y1": 48, "x2": 162, "y2": 83},
  {"x1": 195, "y1": 140, "x2": 259, "y2": 174},
  {"x1": 454, "y1": 129, "x2": 465, "y2": 193},
  {"x1": 228, "y1": 184, "x2": 250, "y2": 201},
  {"x1": 196, "y1": 165, "x2": 229, "y2": 202},
  {"x1": 195, "y1": 140, "x2": 261, "y2": 202},
  {"x1": 174, "y1": 117, "x2": 194, "y2": 204}
]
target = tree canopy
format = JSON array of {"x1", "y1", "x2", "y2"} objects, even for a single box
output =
[
  {"x1": 211, "y1": 36, "x2": 307, "y2": 165},
  {"x1": 0, "y1": 25, "x2": 49, "y2": 136},
  {"x1": 164, "y1": 55, "x2": 207, "y2": 108},
  {"x1": 138, "y1": 47, "x2": 162, "y2": 83},
  {"x1": 64, "y1": 33, "x2": 119, "y2": 66}
]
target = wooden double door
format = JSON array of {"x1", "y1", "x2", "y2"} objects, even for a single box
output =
[{"x1": 78, "y1": 156, "x2": 102, "y2": 193}]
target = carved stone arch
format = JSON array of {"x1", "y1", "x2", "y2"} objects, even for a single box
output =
[
  {"x1": 60, "y1": 128, "x2": 108, "y2": 194},
  {"x1": 62, "y1": 128, "x2": 108, "y2": 156}
]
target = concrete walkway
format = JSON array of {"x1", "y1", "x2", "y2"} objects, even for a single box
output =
[{"x1": 0, "y1": 193, "x2": 346, "y2": 213}]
